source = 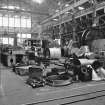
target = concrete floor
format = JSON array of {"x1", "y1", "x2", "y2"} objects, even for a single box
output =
[{"x1": 0, "y1": 63, "x2": 105, "y2": 105}]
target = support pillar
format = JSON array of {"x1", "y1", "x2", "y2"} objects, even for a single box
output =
[
  {"x1": 14, "y1": 33, "x2": 17, "y2": 47},
  {"x1": 92, "y1": 0, "x2": 99, "y2": 27},
  {"x1": 72, "y1": 12, "x2": 77, "y2": 41}
]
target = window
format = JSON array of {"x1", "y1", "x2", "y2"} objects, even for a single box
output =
[
  {"x1": 17, "y1": 33, "x2": 21, "y2": 38},
  {"x1": 9, "y1": 38, "x2": 14, "y2": 45},
  {"x1": 17, "y1": 38, "x2": 24, "y2": 44},
  {"x1": 0, "y1": 37, "x2": 3, "y2": 43},
  {"x1": 21, "y1": 17, "x2": 26, "y2": 27},
  {"x1": 15, "y1": 17, "x2": 20, "y2": 27},
  {"x1": 2, "y1": 37, "x2": 8, "y2": 44},
  {"x1": 3, "y1": 16, "x2": 8, "y2": 27},
  {"x1": 0, "y1": 16, "x2": 2, "y2": 26},
  {"x1": 17, "y1": 38, "x2": 22, "y2": 44},
  {"x1": 22, "y1": 34, "x2": 27, "y2": 38},
  {"x1": 17, "y1": 38, "x2": 21, "y2": 43},
  {"x1": 9, "y1": 17, "x2": 14, "y2": 27},
  {"x1": 27, "y1": 34, "x2": 31, "y2": 38},
  {"x1": 27, "y1": 18, "x2": 31, "y2": 28}
]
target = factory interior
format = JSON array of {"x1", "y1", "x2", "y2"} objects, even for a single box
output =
[{"x1": 1, "y1": 0, "x2": 105, "y2": 105}]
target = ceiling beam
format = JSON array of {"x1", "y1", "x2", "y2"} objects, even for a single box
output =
[
  {"x1": 41, "y1": 0, "x2": 89, "y2": 24},
  {"x1": 0, "y1": 8, "x2": 49, "y2": 16}
]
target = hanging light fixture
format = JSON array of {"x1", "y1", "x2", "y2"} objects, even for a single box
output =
[
  {"x1": 65, "y1": 4, "x2": 69, "y2": 7},
  {"x1": 53, "y1": 18, "x2": 58, "y2": 21},
  {"x1": 58, "y1": 1, "x2": 61, "y2": 6},
  {"x1": 78, "y1": 6, "x2": 84, "y2": 10}
]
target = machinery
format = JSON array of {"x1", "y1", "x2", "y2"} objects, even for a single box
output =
[
  {"x1": 9, "y1": 26, "x2": 105, "y2": 88},
  {"x1": 65, "y1": 58, "x2": 96, "y2": 82},
  {"x1": 81, "y1": 27, "x2": 105, "y2": 48},
  {"x1": 26, "y1": 64, "x2": 46, "y2": 88},
  {"x1": 1, "y1": 44, "x2": 26, "y2": 67}
]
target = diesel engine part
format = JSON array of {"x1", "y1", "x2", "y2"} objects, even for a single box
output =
[{"x1": 78, "y1": 65, "x2": 92, "y2": 82}]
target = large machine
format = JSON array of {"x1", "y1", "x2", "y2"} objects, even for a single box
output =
[{"x1": 1, "y1": 45, "x2": 26, "y2": 67}]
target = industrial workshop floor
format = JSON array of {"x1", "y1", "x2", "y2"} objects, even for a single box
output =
[{"x1": 0, "y1": 63, "x2": 105, "y2": 105}]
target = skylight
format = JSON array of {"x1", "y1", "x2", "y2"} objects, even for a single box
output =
[
  {"x1": 1, "y1": 5, "x2": 24, "y2": 11},
  {"x1": 32, "y1": 0, "x2": 44, "y2": 4}
]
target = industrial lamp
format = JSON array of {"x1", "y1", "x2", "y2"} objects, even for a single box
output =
[{"x1": 78, "y1": 6, "x2": 84, "y2": 10}]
